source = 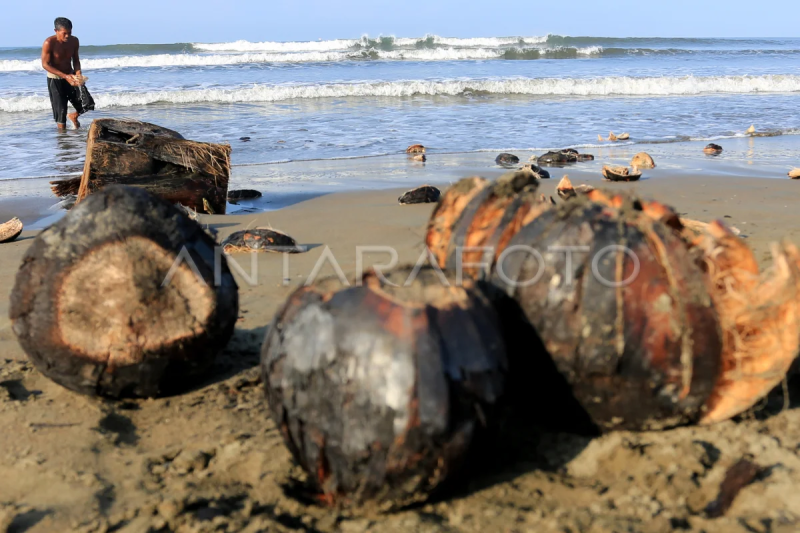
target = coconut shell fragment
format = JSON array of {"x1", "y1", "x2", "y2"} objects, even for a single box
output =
[
  {"x1": 0, "y1": 217, "x2": 23, "y2": 243},
  {"x1": 398, "y1": 185, "x2": 441, "y2": 204},
  {"x1": 495, "y1": 153, "x2": 520, "y2": 166},
  {"x1": 261, "y1": 267, "x2": 507, "y2": 508},
  {"x1": 221, "y1": 228, "x2": 306, "y2": 253},
  {"x1": 602, "y1": 165, "x2": 642, "y2": 182},
  {"x1": 9, "y1": 186, "x2": 239, "y2": 398},
  {"x1": 556, "y1": 176, "x2": 595, "y2": 200},
  {"x1": 631, "y1": 152, "x2": 656, "y2": 169},
  {"x1": 227, "y1": 189, "x2": 263, "y2": 203}
]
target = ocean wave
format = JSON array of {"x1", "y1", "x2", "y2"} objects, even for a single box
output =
[
  {"x1": 194, "y1": 34, "x2": 550, "y2": 52},
  {"x1": 2, "y1": 75, "x2": 800, "y2": 113},
  {"x1": 0, "y1": 46, "x2": 606, "y2": 72},
  {"x1": 193, "y1": 38, "x2": 361, "y2": 53}
]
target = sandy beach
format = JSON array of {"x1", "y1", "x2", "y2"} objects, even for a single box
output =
[{"x1": 2, "y1": 156, "x2": 800, "y2": 532}]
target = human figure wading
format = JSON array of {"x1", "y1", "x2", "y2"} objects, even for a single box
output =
[{"x1": 42, "y1": 17, "x2": 87, "y2": 130}]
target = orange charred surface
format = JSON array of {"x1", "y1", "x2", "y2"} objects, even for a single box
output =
[{"x1": 425, "y1": 177, "x2": 489, "y2": 268}]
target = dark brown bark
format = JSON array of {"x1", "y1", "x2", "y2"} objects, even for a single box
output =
[
  {"x1": 488, "y1": 195, "x2": 723, "y2": 431},
  {"x1": 9, "y1": 185, "x2": 239, "y2": 398},
  {"x1": 261, "y1": 267, "x2": 507, "y2": 509},
  {"x1": 49, "y1": 119, "x2": 231, "y2": 214}
]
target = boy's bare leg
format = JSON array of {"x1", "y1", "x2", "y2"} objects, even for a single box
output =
[{"x1": 68, "y1": 112, "x2": 80, "y2": 129}]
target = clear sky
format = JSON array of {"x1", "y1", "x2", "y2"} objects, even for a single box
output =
[{"x1": 4, "y1": 0, "x2": 799, "y2": 47}]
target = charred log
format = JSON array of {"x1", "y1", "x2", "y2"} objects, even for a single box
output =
[
  {"x1": 49, "y1": 118, "x2": 231, "y2": 214},
  {"x1": 9, "y1": 186, "x2": 239, "y2": 398},
  {"x1": 489, "y1": 195, "x2": 723, "y2": 431},
  {"x1": 261, "y1": 267, "x2": 507, "y2": 508}
]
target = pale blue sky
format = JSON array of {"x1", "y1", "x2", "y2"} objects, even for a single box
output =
[{"x1": 4, "y1": 0, "x2": 799, "y2": 47}]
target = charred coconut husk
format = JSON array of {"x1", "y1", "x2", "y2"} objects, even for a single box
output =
[
  {"x1": 221, "y1": 228, "x2": 305, "y2": 253},
  {"x1": 520, "y1": 164, "x2": 550, "y2": 179},
  {"x1": 261, "y1": 267, "x2": 507, "y2": 509},
  {"x1": 9, "y1": 186, "x2": 239, "y2": 398},
  {"x1": 602, "y1": 165, "x2": 642, "y2": 182},
  {"x1": 0, "y1": 217, "x2": 23, "y2": 243},
  {"x1": 425, "y1": 171, "x2": 545, "y2": 277},
  {"x1": 488, "y1": 195, "x2": 723, "y2": 431},
  {"x1": 398, "y1": 185, "x2": 441, "y2": 204},
  {"x1": 227, "y1": 189, "x2": 263, "y2": 203},
  {"x1": 495, "y1": 153, "x2": 520, "y2": 167},
  {"x1": 537, "y1": 151, "x2": 576, "y2": 166}
]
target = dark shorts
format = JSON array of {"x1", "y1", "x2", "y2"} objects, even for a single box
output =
[{"x1": 47, "y1": 77, "x2": 85, "y2": 125}]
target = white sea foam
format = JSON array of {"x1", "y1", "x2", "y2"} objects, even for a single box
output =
[
  {"x1": 0, "y1": 45, "x2": 604, "y2": 72},
  {"x1": 192, "y1": 34, "x2": 549, "y2": 52},
  {"x1": 193, "y1": 38, "x2": 360, "y2": 52},
  {"x1": 3, "y1": 75, "x2": 800, "y2": 113}
]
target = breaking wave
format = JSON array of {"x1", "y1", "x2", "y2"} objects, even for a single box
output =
[
  {"x1": 2, "y1": 75, "x2": 800, "y2": 113},
  {"x1": 0, "y1": 46, "x2": 604, "y2": 72}
]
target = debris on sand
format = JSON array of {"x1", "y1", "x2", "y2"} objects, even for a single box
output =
[
  {"x1": 49, "y1": 118, "x2": 232, "y2": 214},
  {"x1": 556, "y1": 175, "x2": 595, "y2": 200},
  {"x1": 495, "y1": 153, "x2": 520, "y2": 167},
  {"x1": 9, "y1": 186, "x2": 239, "y2": 398},
  {"x1": 221, "y1": 228, "x2": 306, "y2": 254},
  {"x1": 398, "y1": 185, "x2": 441, "y2": 204},
  {"x1": 704, "y1": 143, "x2": 724, "y2": 155},
  {"x1": 631, "y1": 152, "x2": 656, "y2": 169},
  {"x1": 0, "y1": 217, "x2": 23, "y2": 243},
  {"x1": 406, "y1": 144, "x2": 426, "y2": 154},
  {"x1": 602, "y1": 165, "x2": 643, "y2": 182},
  {"x1": 261, "y1": 267, "x2": 507, "y2": 508},
  {"x1": 227, "y1": 189, "x2": 263, "y2": 204},
  {"x1": 789, "y1": 168, "x2": 800, "y2": 179}
]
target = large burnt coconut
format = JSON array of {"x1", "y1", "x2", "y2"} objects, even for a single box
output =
[
  {"x1": 9, "y1": 186, "x2": 239, "y2": 398},
  {"x1": 489, "y1": 195, "x2": 724, "y2": 431},
  {"x1": 261, "y1": 267, "x2": 507, "y2": 509}
]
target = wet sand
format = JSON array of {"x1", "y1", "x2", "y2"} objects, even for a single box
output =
[{"x1": 1, "y1": 161, "x2": 800, "y2": 532}]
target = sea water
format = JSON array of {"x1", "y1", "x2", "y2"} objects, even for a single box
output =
[{"x1": 1, "y1": 34, "x2": 799, "y2": 184}]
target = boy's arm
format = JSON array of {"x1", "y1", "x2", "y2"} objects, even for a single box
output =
[{"x1": 41, "y1": 38, "x2": 71, "y2": 79}]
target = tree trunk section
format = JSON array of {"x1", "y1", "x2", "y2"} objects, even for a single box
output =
[
  {"x1": 261, "y1": 267, "x2": 507, "y2": 509},
  {"x1": 50, "y1": 119, "x2": 231, "y2": 214},
  {"x1": 10, "y1": 185, "x2": 239, "y2": 398}
]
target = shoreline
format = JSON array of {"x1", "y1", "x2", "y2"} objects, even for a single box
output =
[{"x1": 1, "y1": 135, "x2": 799, "y2": 230}]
